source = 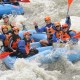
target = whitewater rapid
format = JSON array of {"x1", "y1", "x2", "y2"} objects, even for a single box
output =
[{"x1": 0, "y1": 0, "x2": 80, "y2": 80}]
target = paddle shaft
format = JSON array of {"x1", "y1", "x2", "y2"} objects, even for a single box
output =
[{"x1": 67, "y1": 8, "x2": 69, "y2": 16}]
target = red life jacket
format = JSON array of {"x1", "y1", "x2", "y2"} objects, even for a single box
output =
[
  {"x1": 25, "y1": 39, "x2": 34, "y2": 54},
  {"x1": 46, "y1": 26, "x2": 55, "y2": 39},
  {"x1": 11, "y1": 38, "x2": 20, "y2": 49},
  {"x1": 3, "y1": 34, "x2": 11, "y2": 47}
]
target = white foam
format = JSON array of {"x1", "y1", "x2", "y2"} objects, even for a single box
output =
[{"x1": 0, "y1": 59, "x2": 58, "y2": 80}]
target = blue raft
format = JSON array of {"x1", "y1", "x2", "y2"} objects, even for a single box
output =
[
  {"x1": 0, "y1": 3, "x2": 24, "y2": 17},
  {"x1": 2, "y1": 46, "x2": 52, "y2": 69},
  {"x1": 19, "y1": 30, "x2": 47, "y2": 41},
  {"x1": 2, "y1": 46, "x2": 80, "y2": 69}
]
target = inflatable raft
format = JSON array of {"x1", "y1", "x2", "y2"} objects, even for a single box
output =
[
  {"x1": 1, "y1": 30, "x2": 80, "y2": 69},
  {"x1": 0, "y1": 3, "x2": 24, "y2": 17},
  {"x1": 2, "y1": 45, "x2": 80, "y2": 69},
  {"x1": 2, "y1": 46, "x2": 52, "y2": 69}
]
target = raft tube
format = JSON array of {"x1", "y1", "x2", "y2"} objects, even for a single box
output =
[
  {"x1": 2, "y1": 46, "x2": 52, "y2": 69},
  {"x1": 2, "y1": 46, "x2": 80, "y2": 69},
  {"x1": 0, "y1": 3, "x2": 24, "y2": 17},
  {"x1": 19, "y1": 30, "x2": 47, "y2": 41}
]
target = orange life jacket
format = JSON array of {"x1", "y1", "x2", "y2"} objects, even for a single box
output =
[
  {"x1": 56, "y1": 31, "x2": 63, "y2": 39},
  {"x1": 25, "y1": 39, "x2": 34, "y2": 54},
  {"x1": 56, "y1": 30, "x2": 76, "y2": 41},
  {"x1": 46, "y1": 26, "x2": 55, "y2": 39},
  {"x1": 3, "y1": 34, "x2": 11, "y2": 47},
  {"x1": 61, "y1": 30, "x2": 76, "y2": 41},
  {"x1": 11, "y1": 38, "x2": 20, "y2": 49},
  {"x1": 61, "y1": 32, "x2": 71, "y2": 41}
]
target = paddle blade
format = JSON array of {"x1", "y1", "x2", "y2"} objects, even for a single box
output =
[
  {"x1": 0, "y1": 52, "x2": 11, "y2": 59},
  {"x1": 19, "y1": 0, "x2": 30, "y2": 2},
  {"x1": 73, "y1": 32, "x2": 80, "y2": 38},
  {"x1": 68, "y1": 0, "x2": 73, "y2": 8}
]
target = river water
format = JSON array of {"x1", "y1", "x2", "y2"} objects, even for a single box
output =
[{"x1": 0, "y1": 0, "x2": 80, "y2": 80}]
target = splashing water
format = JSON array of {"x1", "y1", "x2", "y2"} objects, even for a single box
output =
[{"x1": 0, "y1": 59, "x2": 60, "y2": 80}]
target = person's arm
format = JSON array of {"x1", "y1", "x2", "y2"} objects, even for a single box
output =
[
  {"x1": 35, "y1": 25, "x2": 46, "y2": 32},
  {"x1": 0, "y1": 34, "x2": 5, "y2": 40},
  {"x1": 34, "y1": 22, "x2": 46, "y2": 32},
  {"x1": 65, "y1": 15, "x2": 71, "y2": 29}
]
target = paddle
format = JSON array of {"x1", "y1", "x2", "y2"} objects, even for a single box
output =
[
  {"x1": 0, "y1": 52, "x2": 13, "y2": 59},
  {"x1": 67, "y1": 0, "x2": 73, "y2": 15}
]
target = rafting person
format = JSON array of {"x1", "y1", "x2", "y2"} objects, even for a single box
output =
[
  {"x1": 60, "y1": 23, "x2": 76, "y2": 43},
  {"x1": 52, "y1": 22, "x2": 62, "y2": 42},
  {"x1": 23, "y1": 31, "x2": 38, "y2": 57},
  {"x1": 0, "y1": 25, "x2": 12, "y2": 51},
  {"x1": 0, "y1": 14, "x2": 12, "y2": 31},
  {"x1": 34, "y1": 16, "x2": 55, "y2": 46},
  {"x1": 1, "y1": 14, "x2": 18, "y2": 34},
  {"x1": 23, "y1": 31, "x2": 34, "y2": 54},
  {"x1": 8, "y1": 27, "x2": 21, "y2": 57}
]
